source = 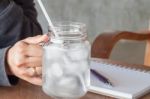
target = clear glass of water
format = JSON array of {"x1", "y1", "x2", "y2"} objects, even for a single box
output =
[{"x1": 42, "y1": 22, "x2": 90, "y2": 99}]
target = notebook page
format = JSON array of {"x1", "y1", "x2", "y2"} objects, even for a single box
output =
[{"x1": 89, "y1": 61, "x2": 150, "y2": 99}]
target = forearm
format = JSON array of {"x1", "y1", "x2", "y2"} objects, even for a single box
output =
[
  {"x1": 0, "y1": 47, "x2": 18, "y2": 86},
  {"x1": 0, "y1": 0, "x2": 42, "y2": 86}
]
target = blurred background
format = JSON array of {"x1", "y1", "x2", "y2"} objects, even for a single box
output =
[{"x1": 35, "y1": 0, "x2": 150, "y2": 64}]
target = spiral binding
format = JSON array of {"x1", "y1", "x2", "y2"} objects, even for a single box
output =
[{"x1": 91, "y1": 58, "x2": 150, "y2": 74}]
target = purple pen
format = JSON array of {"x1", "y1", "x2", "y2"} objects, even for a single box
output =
[{"x1": 90, "y1": 69, "x2": 113, "y2": 86}]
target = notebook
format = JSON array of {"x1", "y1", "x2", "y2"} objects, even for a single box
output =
[{"x1": 89, "y1": 59, "x2": 150, "y2": 99}]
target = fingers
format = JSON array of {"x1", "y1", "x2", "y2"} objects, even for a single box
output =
[
  {"x1": 12, "y1": 41, "x2": 43, "y2": 67},
  {"x1": 25, "y1": 57, "x2": 42, "y2": 67},
  {"x1": 23, "y1": 35, "x2": 49, "y2": 44},
  {"x1": 17, "y1": 67, "x2": 42, "y2": 85},
  {"x1": 14, "y1": 57, "x2": 42, "y2": 68},
  {"x1": 35, "y1": 67, "x2": 42, "y2": 75},
  {"x1": 29, "y1": 76, "x2": 42, "y2": 86},
  {"x1": 7, "y1": 35, "x2": 47, "y2": 86},
  {"x1": 20, "y1": 65, "x2": 42, "y2": 76},
  {"x1": 19, "y1": 67, "x2": 42, "y2": 86},
  {"x1": 26, "y1": 44, "x2": 43, "y2": 57},
  {"x1": 22, "y1": 75, "x2": 42, "y2": 86},
  {"x1": 24, "y1": 67, "x2": 35, "y2": 76}
]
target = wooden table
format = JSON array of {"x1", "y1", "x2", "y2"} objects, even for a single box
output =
[{"x1": 0, "y1": 59, "x2": 150, "y2": 99}]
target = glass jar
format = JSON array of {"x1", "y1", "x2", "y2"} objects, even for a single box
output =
[{"x1": 42, "y1": 22, "x2": 90, "y2": 99}]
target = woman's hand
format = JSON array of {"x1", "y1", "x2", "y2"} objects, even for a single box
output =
[{"x1": 6, "y1": 35, "x2": 48, "y2": 86}]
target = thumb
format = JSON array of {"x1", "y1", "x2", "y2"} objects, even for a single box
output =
[{"x1": 23, "y1": 35, "x2": 49, "y2": 44}]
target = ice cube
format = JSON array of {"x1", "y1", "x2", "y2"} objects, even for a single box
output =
[
  {"x1": 67, "y1": 44, "x2": 89, "y2": 61},
  {"x1": 44, "y1": 45, "x2": 65, "y2": 60},
  {"x1": 78, "y1": 61, "x2": 89, "y2": 72},
  {"x1": 63, "y1": 55, "x2": 71, "y2": 65},
  {"x1": 47, "y1": 63, "x2": 63, "y2": 78},
  {"x1": 62, "y1": 55, "x2": 89, "y2": 74},
  {"x1": 66, "y1": 63, "x2": 79, "y2": 74},
  {"x1": 58, "y1": 76, "x2": 78, "y2": 89},
  {"x1": 62, "y1": 56, "x2": 79, "y2": 73},
  {"x1": 57, "y1": 75, "x2": 87, "y2": 97}
]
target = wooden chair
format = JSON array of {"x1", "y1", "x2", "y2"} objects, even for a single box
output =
[{"x1": 91, "y1": 31, "x2": 150, "y2": 66}]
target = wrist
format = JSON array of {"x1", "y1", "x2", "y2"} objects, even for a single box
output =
[{"x1": 5, "y1": 47, "x2": 13, "y2": 75}]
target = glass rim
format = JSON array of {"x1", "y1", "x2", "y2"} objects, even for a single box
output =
[
  {"x1": 48, "y1": 21, "x2": 87, "y2": 41},
  {"x1": 52, "y1": 21, "x2": 86, "y2": 27},
  {"x1": 48, "y1": 21, "x2": 86, "y2": 31}
]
